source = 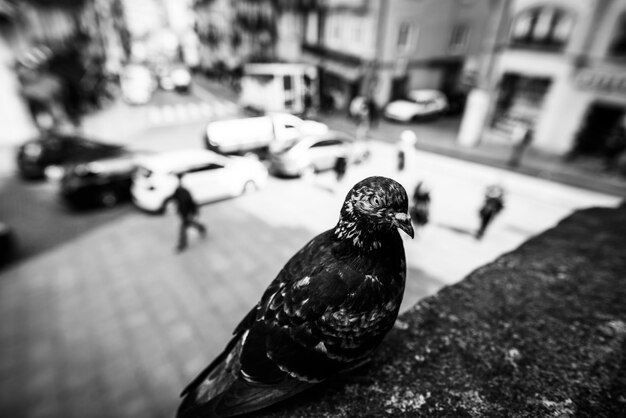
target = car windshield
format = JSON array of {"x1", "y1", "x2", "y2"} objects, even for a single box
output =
[
  {"x1": 136, "y1": 167, "x2": 152, "y2": 178},
  {"x1": 273, "y1": 139, "x2": 306, "y2": 155},
  {"x1": 406, "y1": 91, "x2": 441, "y2": 104}
]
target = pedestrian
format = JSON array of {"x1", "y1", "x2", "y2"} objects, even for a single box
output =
[
  {"x1": 508, "y1": 122, "x2": 533, "y2": 168},
  {"x1": 366, "y1": 96, "x2": 380, "y2": 129},
  {"x1": 333, "y1": 154, "x2": 348, "y2": 184},
  {"x1": 410, "y1": 181, "x2": 431, "y2": 228},
  {"x1": 476, "y1": 185, "x2": 505, "y2": 240},
  {"x1": 171, "y1": 173, "x2": 206, "y2": 252},
  {"x1": 354, "y1": 99, "x2": 371, "y2": 142},
  {"x1": 398, "y1": 130, "x2": 417, "y2": 172},
  {"x1": 603, "y1": 125, "x2": 626, "y2": 171}
]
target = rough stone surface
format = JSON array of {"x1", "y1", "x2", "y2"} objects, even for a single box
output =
[{"x1": 255, "y1": 202, "x2": 626, "y2": 417}]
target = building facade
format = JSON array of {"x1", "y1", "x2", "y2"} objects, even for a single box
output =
[
  {"x1": 300, "y1": 0, "x2": 491, "y2": 110},
  {"x1": 466, "y1": 0, "x2": 626, "y2": 156}
]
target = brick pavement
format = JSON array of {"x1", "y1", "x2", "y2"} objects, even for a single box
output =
[{"x1": 0, "y1": 140, "x2": 621, "y2": 418}]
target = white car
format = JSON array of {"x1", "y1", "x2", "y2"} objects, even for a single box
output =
[
  {"x1": 120, "y1": 64, "x2": 156, "y2": 105},
  {"x1": 383, "y1": 89, "x2": 449, "y2": 122},
  {"x1": 268, "y1": 131, "x2": 370, "y2": 177},
  {"x1": 131, "y1": 149, "x2": 268, "y2": 213},
  {"x1": 157, "y1": 65, "x2": 192, "y2": 92}
]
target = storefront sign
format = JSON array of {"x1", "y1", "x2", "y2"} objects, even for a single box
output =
[{"x1": 575, "y1": 70, "x2": 626, "y2": 94}]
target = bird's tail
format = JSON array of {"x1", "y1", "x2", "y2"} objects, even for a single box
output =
[{"x1": 178, "y1": 373, "x2": 313, "y2": 418}]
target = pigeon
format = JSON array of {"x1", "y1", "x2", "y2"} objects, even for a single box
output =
[{"x1": 176, "y1": 176, "x2": 414, "y2": 418}]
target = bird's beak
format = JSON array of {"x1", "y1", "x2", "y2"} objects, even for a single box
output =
[{"x1": 394, "y1": 212, "x2": 414, "y2": 238}]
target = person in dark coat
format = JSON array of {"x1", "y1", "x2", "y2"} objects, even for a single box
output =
[
  {"x1": 476, "y1": 185, "x2": 505, "y2": 240},
  {"x1": 410, "y1": 181, "x2": 431, "y2": 227},
  {"x1": 333, "y1": 154, "x2": 348, "y2": 183},
  {"x1": 604, "y1": 125, "x2": 626, "y2": 171},
  {"x1": 172, "y1": 173, "x2": 206, "y2": 252}
]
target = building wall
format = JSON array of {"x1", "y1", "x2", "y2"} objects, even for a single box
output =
[
  {"x1": 377, "y1": 0, "x2": 491, "y2": 102},
  {"x1": 322, "y1": 8, "x2": 377, "y2": 59},
  {"x1": 276, "y1": 11, "x2": 303, "y2": 62},
  {"x1": 484, "y1": 0, "x2": 626, "y2": 155},
  {"x1": 194, "y1": 0, "x2": 237, "y2": 69},
  {"x1": 0, "y1": 35, "x2": 37, "y2": 145}
]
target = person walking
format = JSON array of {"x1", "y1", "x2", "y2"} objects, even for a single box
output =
[
  {"x1": 508, "y1": 122, "x2": 533, "y2": 168},
  {"x1": 603, "y1": 125, "x2": 626, "y2": 171},
  {"x1": 171, "y1": 173, "x2": 206, "y2": 252},
  {"x1": 476, "y1": 185, "x2": 505, "y2": 240},
  {"x1": 333, "y1": 154, "x2": 348, "y2": 184},
  {"x1": 398, "y1": 130, "x2": 418, "y2": 172},
  {"x1": 354, "y1": 99, "x2": 371, "y2": 142},
  {"x1": 410, "y1": 181, "x2": 431, "y2": 228}
]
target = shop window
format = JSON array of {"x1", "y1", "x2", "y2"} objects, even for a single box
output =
[
  {"x1": 491, "y1": 73, "x2": 552, "y2": 131},
  {"x1": 397, "y1": 22, "x2": 413, "y2": 51},
  {"x1": 609, "y1": 13, "x2": 626, "y2": 58},
  {"x1": 449, "y1": 24, "x2": 470, "y2": 53},
  {"x1": 510, "y1": 7, "x2": 574, "y2": 51}
]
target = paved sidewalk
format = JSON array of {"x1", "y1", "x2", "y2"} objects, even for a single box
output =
[{"x1": 316, "y1": 112, "x2": 626, "y2": 198}]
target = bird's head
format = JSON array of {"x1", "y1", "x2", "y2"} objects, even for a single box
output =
[{"x1": 335, "y1": 176, "x2": 414, "y2": 246}]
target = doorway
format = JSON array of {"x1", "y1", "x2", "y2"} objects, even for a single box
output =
[{"x1": 570, "y1": 102, "x2": 625, "y2": 156}]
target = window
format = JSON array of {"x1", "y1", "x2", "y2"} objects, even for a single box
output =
[
  {"x1": 188, "y1": 163, "x2": 223, "y2": 174},
  {"x1": 311, "y1": 139, "x2": 342, "y2": 148},
  {"x1": 609, "y1": 13, "x2": 626, "y2": 58},
  {"x1": 305, "y1": 12, "x2": 319, "y2": 44},
  {"x1": 353, "y1": 21, "x2": 362, "y2": 43},
  {"x1": 450, "y1": 24, "x2": 470, "y2": 52},
  {"x1": 397, "y1": 22, "x2": 413, "y2": 50},
  {"x1": 510, "y1": 7, "x2": 574, "y2": 50}
]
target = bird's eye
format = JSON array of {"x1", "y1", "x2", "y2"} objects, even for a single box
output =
[{"x1": 371, "y1": 196, "x2": 382, "y2": 206}]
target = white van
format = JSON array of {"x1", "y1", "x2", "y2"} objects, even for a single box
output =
[
  {"x1": 239, "y1": 63, "x2": 319, "y2": 115},
  {"x1": 203, "y1": 113, "x2": 328, "y2": 155},
  {"x1": 120, "y1": 64, "x2": 156, "y2": 105}
]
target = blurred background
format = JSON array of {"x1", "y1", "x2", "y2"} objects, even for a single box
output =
[{"x1": 0, "y1": 0, "x2": 625, "y2": 417}]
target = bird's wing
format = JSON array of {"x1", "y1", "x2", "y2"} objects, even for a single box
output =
[{"x1": 238, "y1": 230, "x2": 393, "y2": 383}]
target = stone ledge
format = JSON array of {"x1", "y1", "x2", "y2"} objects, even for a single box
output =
[{"x1": 256, "y1": 202, "x2": 626, "y2": 417}]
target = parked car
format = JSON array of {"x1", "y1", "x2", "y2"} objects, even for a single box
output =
[
  {"x1": 157, "y1": 64, "x2": 192, "y2": 92},
  {"x1": 383, "y1": 89, "x2": 449, "y2": 122},
  {"x1": 16, "y1": 133, "x2": 126, "y2": 180},
  {"x1": 59, "y1": 150, "x2": 142, "y2": 209},
  {"x1": 0, "y1": 221, "x2": 17, "y2": 267},
  {"x1": 131, "y1": 149, "x2": 268, "y2": 213},
  {"x1": 268, "y1": 131, "x2": 370, "y2": 177},
  {"x1": 120, "y1": 64, "x2": 156, "y2": 105},
  {"x1": 203, "y1": 113, "x2": 328, "y2": 156}
]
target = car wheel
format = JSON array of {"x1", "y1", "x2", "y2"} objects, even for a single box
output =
[
  {"x1": 241, "y1": 180, "x2": 257, "y2": 195},
  {"x1": 18, "y1": 165, "x2": 44, "y2": 180},
  {"x1": 100, "y1": 190, "x2": 119, "y2": 207}
]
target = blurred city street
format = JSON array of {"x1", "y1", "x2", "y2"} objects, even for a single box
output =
[
  {"x1": 0, "y1": 77, "x2": 622, "y2": 417},
  {"x1": 2, "y1": 0, "x2": 626, "y2": 415}
]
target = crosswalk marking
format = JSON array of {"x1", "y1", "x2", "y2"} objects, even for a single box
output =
[{"x1": 144, "y1": 100, "x2": 239, "y2": 126}]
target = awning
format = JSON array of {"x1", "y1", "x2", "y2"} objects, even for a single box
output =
[{"x1": 320, "y1": 60, "x2": 362, "y2": 82}]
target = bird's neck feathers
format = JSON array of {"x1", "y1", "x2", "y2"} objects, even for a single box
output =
[{"x1": 333, "y1": 211, "x2": 398, "y2": 253}]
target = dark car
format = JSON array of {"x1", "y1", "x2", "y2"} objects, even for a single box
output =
[
  {"x1": 16, "y1": 132, "x2": 125, "y2": 180},
  {"x1": 0, "y1": 221, "x2": 17, "y2": 267},
  {"x1": 59, "y1": 151, "x2": 140, "y2": 209}
]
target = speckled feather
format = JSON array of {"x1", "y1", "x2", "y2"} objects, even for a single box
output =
[{"x1": 177, "y1": 176, "x2": 413, "y2": 418}]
